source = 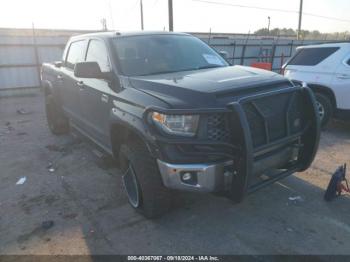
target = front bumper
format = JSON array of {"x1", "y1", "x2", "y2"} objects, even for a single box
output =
[
  {"x1": 157, "y1": 159, "x2": 234, "y2": 192},
  {"x1": 157, "y1": 143, "x2": 299, "y2": 193}
]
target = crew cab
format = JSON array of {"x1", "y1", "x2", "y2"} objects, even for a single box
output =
[
  {"x1": 41, "y1": 32, "x2": 320, "y2": 218},
  {"x1": 284, "y1": 43, "x2": 350, "y2": 126}
]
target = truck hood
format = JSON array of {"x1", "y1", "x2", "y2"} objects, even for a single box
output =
[{"x1": 127, "y1": 65, "x2": 288, "y2": 108}]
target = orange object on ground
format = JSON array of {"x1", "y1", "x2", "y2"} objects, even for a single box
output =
[{"x1": 250, "y1": 62, "x2": 272, "y2": 71}]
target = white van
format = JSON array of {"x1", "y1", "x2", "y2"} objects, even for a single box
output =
[{"x1": 283, "y1": 43, "x2": 350, "y2": 126}]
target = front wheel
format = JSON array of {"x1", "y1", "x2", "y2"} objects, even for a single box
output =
[
  {"x1": 119, "y1": 139, "x2": 173, "y2": 218},
  {"x1": 314, "y1": 92, "x2": 333, "y2": 128}
]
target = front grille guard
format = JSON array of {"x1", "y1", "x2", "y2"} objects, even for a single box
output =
[{"x1": 143, "y1": 86, "x2": 320, "y2": 200}]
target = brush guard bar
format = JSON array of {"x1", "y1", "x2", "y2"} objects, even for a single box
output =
[{"x1": 143, "y1": 86, "x2": 320, "y2": 201}]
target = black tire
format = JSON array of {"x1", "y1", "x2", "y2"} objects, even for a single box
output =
[
  {"x1": 314, "y1": 92, "x2": 333, "y2": 128},
  {"x1": 119, "y1": 139, "x2": 173, "y2": 218},
  {"x1": 45, "y1": 93, "x2": 69, "y2": 135}
]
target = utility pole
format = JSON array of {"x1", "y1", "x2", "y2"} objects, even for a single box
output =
[
  {"x1": 168, "y1": 0, "x2": 173, "y2": 31},
  {"x1": 297, "y1": 0, "x2": 303, "y2": 40},
  {"x1": 208, "y1": 28, "x2": 212, "y2": 45},
  {"x1": 140, "y1": 0, "x2": 144, "y2": 30},
  {"x1": 101, "y1": 18, "x2": 108, "y2": 31},
  {"x1": 267, "y1": 16, "x2": 271, "y2": 34}
]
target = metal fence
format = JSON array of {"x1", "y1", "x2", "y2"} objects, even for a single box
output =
[
  {"x1": 206, "y1": 37, "x2": 345, "y2": 72},
  {"x1": 0, "y1": 33, "x2": 67, "y2": 90},
  {"x1": 0, "y1": 30, "x2": 345, "y2": 91}
]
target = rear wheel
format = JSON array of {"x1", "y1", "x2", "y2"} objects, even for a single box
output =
[
  {"x1": 314, "y1": 92, "x2": 333, "y2": 127},
  {"x1": 119, "y1": 138, "x2": 173, "y2": 218},
  {"x1": 45, "y1": 93, "x2": 69, "y2": 135}
]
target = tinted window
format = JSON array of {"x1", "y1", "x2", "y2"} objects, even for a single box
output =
[
  {"x1": 288, "y1": 47, "x2": 339, "y2": 66},
  {"x1": 347, "y1": 59, "x2": 350, "y2": 66},
  {"x1": 66, "y1": 40, "x2": 86, "y2": 69},
  {"x1": 113, "y1": 35, "x2": 228, "y2": 76},
  {"x1": 86, "y1": 40, "x2": 111, "y2": 72}
]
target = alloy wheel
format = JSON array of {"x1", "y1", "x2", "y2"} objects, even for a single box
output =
[
  {"x1": 316, "y1": 100, "x2": 325, "y2": 121},
  {"x1": 122, "y1": 163, "x2": 140, "y2": 208}
]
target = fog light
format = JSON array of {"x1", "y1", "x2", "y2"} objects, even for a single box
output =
[
  {"x1": 182, "y1": 172, "x2": 192, "y2": 181},
  {"x1": 180, "y1": 171, "x2": 198, "y2": 185}
]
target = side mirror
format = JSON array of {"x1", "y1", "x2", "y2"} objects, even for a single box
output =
[
  {"x1": 74, "y1": 62, "x2": 105, "y2": 79},
  {"x1": 54, "y1": 61, "x2": 63, "y2": 68},
  {"x1": 219, "y1": 51, "x2": 229, "y2": 59}
]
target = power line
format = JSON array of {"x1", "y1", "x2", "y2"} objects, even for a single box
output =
[
  {"x1": 128, "y1": 0, "x2": 140, "y2": 12},
  {"x1": 115, "y1": 0, "x2": 140, "y2": 23},
  {"x1": 193, "y1": 0, "x2": 297, "y2": 14},
  {"x1": 192, "y1": 0, "x2": 350, "y2": 23},
  {"x1": 303, "y1": 12, "x2": 350, "y2": 23}
]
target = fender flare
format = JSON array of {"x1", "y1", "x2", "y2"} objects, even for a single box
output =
[
  {"x1": 109, "y1": 107, "x2": 159, "y2": 159},
  {"x1": 307, "y1": 83, "x2": 337, "y2": 109},
  {"x1": 42, "y1": 80, "x2": 65, "y2": 107}
]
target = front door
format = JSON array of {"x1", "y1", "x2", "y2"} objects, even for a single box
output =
[
  {"x1": 78, "y1": 39, "x2": 114, "y2": 148},
  {"x1": 60, "y1": 40, "x2": 87, "y2": 126}
]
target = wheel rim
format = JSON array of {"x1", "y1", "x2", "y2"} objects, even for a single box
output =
[
  {"x1": 316, "y1": 100, "x2": 325, "y2": 121},
  {"x1": 122, "y1": 163, "x2": 140, "y2": 208}
]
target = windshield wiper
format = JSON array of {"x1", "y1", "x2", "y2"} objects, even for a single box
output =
[
  {"x1": 196, "y1": 65, "x2": 224, "y2": 70},
  {"x1": 139, "y1": 69, "x2": 183, "y2": 76}
]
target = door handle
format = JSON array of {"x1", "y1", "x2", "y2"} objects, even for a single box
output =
[
  {"x1": 337, "y1": 74, "x2": 350, "y2": 79},
  {"x1": 57, "y1": 75, "x2": 63, "y2": 81},
  {"x1": 76, "y1": 80, "x2": 85, "y2": 89},
  {"x1": 101, "y1": 94, "x2": 109, "y2": 103}
]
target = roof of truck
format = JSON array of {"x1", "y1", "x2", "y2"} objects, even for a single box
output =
[{"x1": 70, "y1": 31, "x2": 190, "y2": 40}]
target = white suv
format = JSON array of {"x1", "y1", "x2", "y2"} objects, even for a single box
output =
[{"x1": 284, "y1": 43, "x2": 350, "y2": 126}]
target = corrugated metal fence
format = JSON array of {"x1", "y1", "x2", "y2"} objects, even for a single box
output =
[
  {"x1": 0, "y1": 34, "x2": 68, "y2": 90},
  {"x1": 0, "y1": 31, "x2": 338, "y2": 91}
]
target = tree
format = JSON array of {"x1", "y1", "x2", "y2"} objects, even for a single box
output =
[{"x1": 253, "y1": 27, "x2": 347, "y2": 40}]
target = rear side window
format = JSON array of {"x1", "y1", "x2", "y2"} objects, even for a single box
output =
[
  {"x1": 86, "y1": 40, "x2": 111, "y2": 72},
  {"x1": 65, "y1": 40, "x2": 86, "y2": 69},
  {"x1": 288, "y1": 47, "x2": 339, "y2": 66}
]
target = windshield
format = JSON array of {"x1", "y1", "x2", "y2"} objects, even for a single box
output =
[{"x1": 112, "y1": 34, "x2": 228, "y2": 76}]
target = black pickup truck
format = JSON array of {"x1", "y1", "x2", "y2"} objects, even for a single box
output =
[{"x1": 41, "y1": 31, "x2": 320, "y2": 218}]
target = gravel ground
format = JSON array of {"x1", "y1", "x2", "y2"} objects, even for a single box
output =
[{"x1": 0, "y1": 93, "x2": 350, "y2": 255}]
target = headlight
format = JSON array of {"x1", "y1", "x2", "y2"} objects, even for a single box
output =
[{"x1": 151, "y1": 112, "x2": 199, "y2": 137}]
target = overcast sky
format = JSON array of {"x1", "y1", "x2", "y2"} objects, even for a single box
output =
[{"x1": 0, "y1": 0, "x2": 349, "y2": 33}]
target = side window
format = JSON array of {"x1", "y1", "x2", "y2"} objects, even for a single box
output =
[
  {"x1": 86, "y1": 40, "x2": 111, "y2": 72},
  {"x1": 65, "y1": 40, "x2": 86, "y2": 69},
  {"x1": 347, "y1": 59, "x2": 350, "y2": 66},
  {"x1": 288, "y1": 47, "x2": 339, "y2": 66}
]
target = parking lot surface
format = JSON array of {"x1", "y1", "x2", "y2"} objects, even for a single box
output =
[{"x1": 0, "y1": 93, "x2": 350, "y2": 255}]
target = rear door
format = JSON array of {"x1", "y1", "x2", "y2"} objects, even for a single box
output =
[
  {"x1": 78, "y1": 38, "x2": 113, "y2": 147},
  {"x1": 60, "y1": 39, "x2": 87, "y2": 126},
  {"x1": 331, "y1": 55, "x2": 350, "y2": 110},
  {"x1": 284, "y1": 47, "x2": 340, "y2": 85}
]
